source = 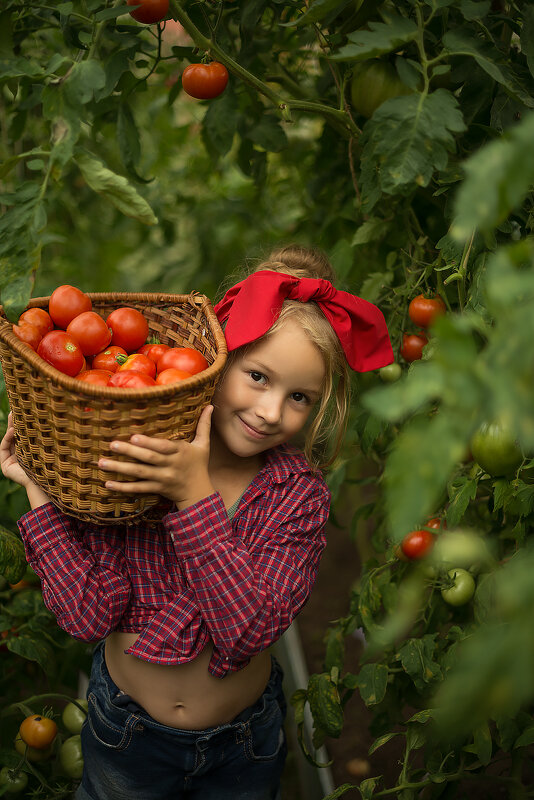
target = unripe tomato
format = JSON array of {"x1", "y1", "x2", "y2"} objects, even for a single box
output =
[
  {"x1": 408, "y1": 294, "x2": 446, "y2": 328},
  {"x1": 62, "y1": 699, "x2": 88, "y2": 735},
  {"x1": 0, "y1": 766, "x2": 28, "y2": 795},
  {"x1": 182, "y1": 62, "x2": 229, "y2": 100},
  {"x1": 14, "y1": 733, "x2": 54, "y2": 762},
  {"x1": 400, "y1": 332, "x2": 428, "y2": 363},
  {"x1": 48, "y1": 285, "x2": 92, "y2": 329},
  {"x1": 470, "y1": 421, "x2": 522, "y2": 477},
  {"x1": 350, "y1": 59, "x2": 412, "y2": 119},
  {"x1": 127, "y1": 0, "x2": 169, "y2": 24},
  {"x1": 441, "y1": 568, "x2": 475, "y2": 606},
  {"x1": 19, "y1": 714, "x2": 58, "y2": 749},
  {"x1": 400, "y1": 529, "x2": 436, "y2": 560},
  {"x1": 379, "y1": 362, "x2": 402, "y2": 382},
  {"x1": 59, "y1": 735, "x2": 84, "y2": 779}
]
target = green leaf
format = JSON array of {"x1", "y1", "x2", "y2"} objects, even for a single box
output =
[
  {"x1": 117, "y1": 102, "x2": 141, "y2": 169},
  {"x1": 359, "y1": 776, "x2": 382, "y2": 799},
  {"x1": 288, "y1": 0, "x2": 353, "y2": 26},
  {"x1": 399, "y1": 635, "x2": 442, "y2": 692},
  {"x1": 0, "y1": 525, "x2": 26, "y2": 584},
  {"x1": 246, "y1": 115, "x2": 288, "y2": 153},
  {"x1": 352, "y1": 218, "x2": 391, "y2": 246},
  {"x1": 7, "y1": 633, "x2": 54, "y2": 671},
  {"x1": 443, "y1": 30, "x2": 534, "y2": 108},
  {"x1": 522, "y1": 6, "x2": 534, "y2": 79},
  {"x1": 307, "y1": 672, "x2": 344, "y2": 737},
  {"x1": 460, "y1": 0, "x2": 491, "y2": 20},
  {"x1": 362, "y1": 362, "x2": 445, "y2": 422},
  {"x1": 451, "y1": 113, "x2": 534, "y2": 240},
  {"x1": 63, "y1": 59, "x2": 106, "y2": 106},
  {"x1": 75, "y1": 153, "x2": 158, "y2": 225},
  {"x1": 471, "y1": 721, "x2": 493, "y2": 765},
  {"x1": 202, "y1": 91, "x2": 238, "y2": 157},
  {"x1": 360, "y1": 90, "x2": 466, "y2": 207},
  {"x1": 368, "y1": 731, "x2": 401, "y2": 755},
  {"x1": 446, "y1": 477, "x2": 478, "y2": 527},
  {"x1": 357, "y1": 663, "x2": 389, "y2": 706},
  {"x1": 0, "y1": 271, "x2": 36, "y2": 323},
  {"x1": 332, "y1": 14, "x2": 418, "y2": 62}
]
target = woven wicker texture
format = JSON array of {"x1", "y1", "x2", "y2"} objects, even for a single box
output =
[{"x1": 0, "y1": 292, "x2": 227, "y2": 526}]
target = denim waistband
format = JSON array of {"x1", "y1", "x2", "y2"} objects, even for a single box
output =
[{"x1": 90, "y1": 641, "x2": 284, "y2": 742}]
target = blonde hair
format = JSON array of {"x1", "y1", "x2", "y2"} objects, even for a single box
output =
[{"x1": 219, "y1": 244, "x2": 351, "y2": 472}]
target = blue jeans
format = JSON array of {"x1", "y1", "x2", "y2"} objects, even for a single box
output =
[{"x1": 75, "y1": 642, "x2": 287, "y2": 800}]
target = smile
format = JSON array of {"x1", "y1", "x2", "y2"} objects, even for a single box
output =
[{"x1": 238, "y1": 417, "x2": 272, "y2": 439}]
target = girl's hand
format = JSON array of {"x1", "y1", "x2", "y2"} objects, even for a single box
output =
[
  {"x1": 99, "y1": 405, "x2": 215, "y2": 510},
  {"x1": 1, "y1": 413, "x2": 30, "y2": 487}
]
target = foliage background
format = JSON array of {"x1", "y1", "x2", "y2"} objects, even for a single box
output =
[{"x1": 1, "y1": 0, "x2": 534, "y2": 797}]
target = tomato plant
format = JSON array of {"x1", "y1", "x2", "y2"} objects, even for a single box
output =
[
  {"x1": 181, "y1": 62, "x2": 229, "y2": 100},
  {"x1": 156, "y1": 347, "x2": 208, "y2": 375},
  {"x1": 66, "y1": 311, "x2": 112, "y2": 356},
  {"x1": 48, "y1": 285, "x2": 92, "y2": 329},
  {"x1": 19, "y1": 714, "x2": 58, "y2": 749},
  {"x1": 408, "y1": 294, "x2": 446, "y2": 328},
  {"x1": 399, "y1": 332, "x2": 428, "y2": 362},
  {"x1": 106, "y1": 307, "x2": 149, "y2": 353},
  {"x1": 440, "y1": 568, "x2": 476, "y2": 606},
  {"x1": 127, "y1": 0, "x2": 169, "y2": 24},
  {"x1": 36, "y1": 331, "x2": 85, "y2": 376},
  {"x1": 59, "y1": 734, "x2": 84, "y2": 779}
]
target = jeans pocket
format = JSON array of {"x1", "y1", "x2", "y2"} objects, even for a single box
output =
[
  {"x1": 243, "y1": 699, "x2": 286, "y2": 763},
  {"x1": 86, "y1": 691, "x2": 141, "y2": 750}
]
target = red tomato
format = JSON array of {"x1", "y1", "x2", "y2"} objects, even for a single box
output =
[
  {"x1": 156, "y1": 347, "x2": 208, "y2": 375},
  {"x1": 400, "y1": 332, "x2": 428, "y2": 363},
  {"x1": 181, "y1": 62, "x2": 229, "y2": 99},
  {"x1": 138, "y1": 343, "x2": 170, "y2": 364},
  {"x1": 117, "y1": 353, "x2": 157, "y2": 379},
  {"x1": 106, "y1": 307, "x2": 149, "y2": 353},
  {"x1": 12, "y1": 323, "x2": 42, "y2": 350},
  {"x1": 426, "y1": 517, "x2": 445, "y2": 530},
  {"x1": 155, "y1": 368, "x2": 192, "y2": 385},
  {"x1": 76, "y1": 369, "x2": 113, "y2": 386},
  {"x1": 108, "y1": 371, "x2": 156, "y2": 389},
  {"x1": 92, "y1": 346, "x2": 128, "y2": 373},
  {"x1": 401, "y1": 529, "x2": 436, "y2": 560},
  {"x1": 37, "y1": 331, "x2": 85, "y2": 377},
  {"x1": 18, "y1": 308, "x2": 54, "y2": 337},
  {"x1": 408, "y1": 294, "x2": 446, "y2": 328},
  {"x1": 48, "y1": 285, "x2": 92, "y2": 329},
  {"x1": 67, "y1": 311, "x2": 112, "y2": 356},
  {"x1": 127, "y1": 0, "x2": 169, "y2": 24}
]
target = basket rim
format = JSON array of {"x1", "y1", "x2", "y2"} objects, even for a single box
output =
[{"x1": 0, "y1": 291, "x2": 228, "y2": 399}]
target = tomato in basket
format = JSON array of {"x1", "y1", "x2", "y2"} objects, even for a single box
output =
[
  {"x1": 106, "y1": 308, "x2": 149, "y2": 353},
  {"x1": 12, "y1": 323, "x2": 42, "y2": 351},
  {"x1": 117, "y1": 353, "x2": 157, "y2": 379},
  {"x1": 67, "y1": 311, "x2": 112, "y2": 356},
  {"x1": 18, "y1": 308, "x2": 54, "y2": 337},
  {"x1": 156, "y1": 368, "x2": 192, "y2": 385},
  {"x1": 48, "y1": 285, "x2": 92, "y2": 329},
  {"x1": 108, "y1": 371, "x2": 156, "y2": 388},
  {"x1": 37, "y1": 331, "x2": 85, "y2": 377},
  {"x1": 92, "y1": 346, "x2": 128, "y2": 373},
  {"x1": 156, "y1": 347, "x2": 208, "y2": 375},
  {"x1": 76, "y1": 369, "x2": 113, "y2": 386},
  {"x1": 138, "y1": 342, "x2": 170, "y2": 364}
]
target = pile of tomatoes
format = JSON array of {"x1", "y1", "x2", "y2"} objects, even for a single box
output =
[{"x1": 12, "y1": 284, "x2": 208, "y2": 389}]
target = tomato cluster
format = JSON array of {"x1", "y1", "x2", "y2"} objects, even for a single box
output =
[
  {"x1": 400, "y1": 294, "x2": 446, "y2": 363},
  {"x1": 12, "y1": 285, "x2": 209, "y2": 389}
]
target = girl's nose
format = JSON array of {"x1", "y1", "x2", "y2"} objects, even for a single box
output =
[{"x1": 256, "y1": 394, "x2": 283, "y2": 425}]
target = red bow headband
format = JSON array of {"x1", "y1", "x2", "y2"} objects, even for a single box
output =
[{"x1": 214, "y1": 270, "x2": 394, "y2": 372}]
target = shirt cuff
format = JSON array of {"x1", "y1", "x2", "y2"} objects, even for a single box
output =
[
  {"x1": 163, "y1": 492, "x2": 232, "y2": 557},
  {"x1": 18, "y1": 503, "x2": 78, "y2": 559}
]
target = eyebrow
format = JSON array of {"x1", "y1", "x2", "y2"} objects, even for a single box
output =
[{"x1": 245, "y1": 359, "x2": 323, "y2": 399}]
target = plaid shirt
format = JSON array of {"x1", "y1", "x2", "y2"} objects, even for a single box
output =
[{"x1": 18, "y1": 443, "x2": 330, "y2": 677}]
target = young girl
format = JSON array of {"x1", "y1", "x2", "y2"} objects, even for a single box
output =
[{"x1": 0, "y1": 245, "x2": 393, "y2": 800}]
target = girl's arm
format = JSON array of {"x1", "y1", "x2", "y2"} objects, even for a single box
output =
[
  {"x1": 164, "y1": 474, "x2": 330, "y2": 665},
  {"x1": 0, "y1": 414, "x2": 50, "y2": 509}
]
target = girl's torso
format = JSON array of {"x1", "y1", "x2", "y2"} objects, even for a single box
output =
[{"x1": 105, "y1": 456, "x2": 272, "y2": 731}]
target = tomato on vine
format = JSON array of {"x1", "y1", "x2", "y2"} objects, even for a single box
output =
[
  {"x1": 400, "y1": 332, "x2": 428, "y2": 362},
  {"x1": 182, "y1": 62, "x2": 229, "y2": 100},
  {"x1": 14, "y1": 733, "x2": 53, "y2": 762},
  {"x1": 60, "y1": 735, "x2": 84, "y2": 779},
  {"x1": 379, "y1": 362, "x2": 402, "y2": 382},
  {"x1": 19, "y1": 714, "x2": 58, "y2": 749},
  {"x1": 408, "y1": 294, "x2": 446, "y2": 328},
  {"x1": 127, "y1": 0, "x2": 169, "y2": 24},
  {"x1": 0, "y1": 766, "x2": 28, "y2": 795},
  {"x1": 441, "y1": 568, "x2": 476, "y2": 606},
  {"x1": 400, "y1": 529, "x2": 436, "y2": 560},
  {"x1": 62, "y1": 699, "x2": 88, "y2": 735},
  {"x1": 470, "y1": 421, "x2": 522, "y2": 477},
  {"x1": 350, "y1": 59, "x2": 412, "y2": 118}
]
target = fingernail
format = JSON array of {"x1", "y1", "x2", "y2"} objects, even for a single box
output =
[{"x1": 110, "y1": 442, "x2": 119, "y2": 450}]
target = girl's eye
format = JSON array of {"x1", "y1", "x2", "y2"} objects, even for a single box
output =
[
  {"x1": 249, "y1": 371, "x2": 266, "y2": 384},
  {"x1": 291, "y1": 392, "x2": 309, "y2": 404}
]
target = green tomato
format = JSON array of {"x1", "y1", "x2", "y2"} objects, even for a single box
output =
[
  {"x1": 351, "y1": 59, "x2": 413, "y2": 119},
  {"x1": 60, "y1": 734, "x2": 84, "y2": 780},
  {"x1": 431, "y1": 529, "x2": 492, "y2": 574},
  {"x1": 0, "y1": 766, "x2": 28, "y2": 795},
  {"x1": 14, "y1": 733, "x2": 53, "y2": 762},
  {"x1": 62, "y1": 699, "x2": 88, "y2": 734},
  {"x1": 441, "y1": 568, "x2": 476, "y2": 606},
  {"x1": 470, "y1": 421, "x2": 522, "y2": 477},
  {"x1": 379, "y1": 362, "x2": 402, "y2": 383}
]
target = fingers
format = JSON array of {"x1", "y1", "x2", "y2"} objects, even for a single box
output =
[
  {"x1": 193, "y1": 405, "x2": 213, "y2": 446},
  {"x1": 104, "y1": 479, "x2": 163, "y2": 495}
]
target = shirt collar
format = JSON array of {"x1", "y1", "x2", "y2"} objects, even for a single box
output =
[{"x1": 263, "y1": 443, "x2": 314, "y2": 484}]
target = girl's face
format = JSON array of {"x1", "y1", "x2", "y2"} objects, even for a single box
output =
[{"x1": 211, "y1": 318, "x2": 326, "y2": 464}]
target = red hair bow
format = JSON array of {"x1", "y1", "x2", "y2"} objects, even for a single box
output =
[{"x1": 214, "y1": 270, "x2": 394, "y2": 372}]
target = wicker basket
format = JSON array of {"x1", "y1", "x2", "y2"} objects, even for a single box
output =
[{"x1": 0, "y1": 292, "x2": 227, "y2": 526}]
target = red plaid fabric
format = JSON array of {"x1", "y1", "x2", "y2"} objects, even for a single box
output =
[{"x1": 18, "y1": 444, "x2": 330, "y2": 677}]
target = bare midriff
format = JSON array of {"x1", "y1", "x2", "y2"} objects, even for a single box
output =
[{"x1": 104, "y1": 632, "x2": 272, "y2": 730}]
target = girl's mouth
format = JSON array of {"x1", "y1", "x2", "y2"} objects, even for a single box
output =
[{"x1": 238, "y1": 417, "x2": 271, "y2": 439}]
